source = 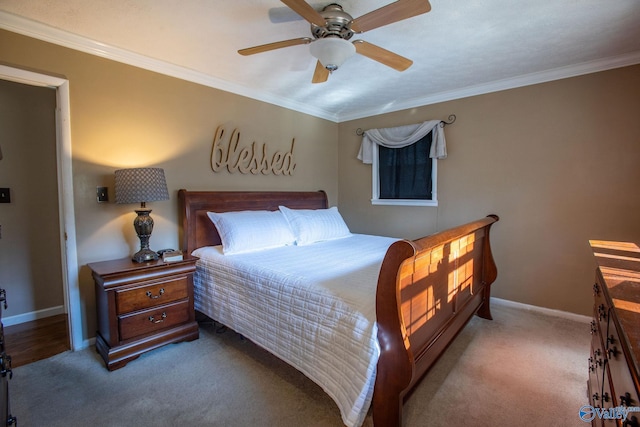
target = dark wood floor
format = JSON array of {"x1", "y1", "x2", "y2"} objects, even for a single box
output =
[{"x1": 4, "y1": 314, "x2": 70, "y2": 368}]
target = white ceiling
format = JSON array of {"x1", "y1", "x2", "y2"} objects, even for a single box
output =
[{"x1": 1, "y1": 0, "x2": 640, "y2": 122}]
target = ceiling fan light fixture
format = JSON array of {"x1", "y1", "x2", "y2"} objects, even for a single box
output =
[{"x1": 309, "y1": 37, "x2": 355, "y2": 72}]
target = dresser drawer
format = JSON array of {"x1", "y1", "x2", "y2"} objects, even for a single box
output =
[
  {"x1": 589, "y1": 332, "x2": 604, "y2": 401},
  {"x1": 600, "y1": 373, "x2": 617, "y2": 426},
  {"x1": 605, "y1": 323, "x2": 640, "y2": 410},
  {"x1": 119, "y1": 300, "x2": 190, "y2": 341},
  {"x1": 116, "y1": 277, "x2": 189, "y2": 314}
]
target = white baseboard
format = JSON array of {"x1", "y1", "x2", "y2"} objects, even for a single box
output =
[
  {"x1": 491, "y1": 297, "x2": 591, "y2": 324},
  {"x1": 3, "y1": 305, "x2": 65, "y2": 326}
]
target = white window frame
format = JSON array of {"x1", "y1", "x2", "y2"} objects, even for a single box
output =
[{"x1": 370, "y1": 142, "x2": 438, "y2": 207}]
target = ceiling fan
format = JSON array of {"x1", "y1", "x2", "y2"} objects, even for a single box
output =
[{"x1": 238, "y1": 0, "x2": 432, "y2": 83}]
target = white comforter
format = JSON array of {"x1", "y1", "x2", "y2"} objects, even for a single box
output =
[{"x1": 192, "y1": 234, "x2": 398, "y2": 427}]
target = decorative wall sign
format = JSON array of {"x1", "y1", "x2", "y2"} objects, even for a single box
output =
[{"x1": 210, "y1": 127, "x2": 296, "y2": 175}]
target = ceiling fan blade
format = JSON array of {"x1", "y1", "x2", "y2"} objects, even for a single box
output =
[
  {"x1": 280, "y1": 0, "x2": 326, "y2": 27},
  {"x1": 312, "y1": 60, "x2": 330, "y2": 84},
  {"x1": 353, "y1": 40, "x2": 413, "y2": 71},
  {"x1": 238, "y1": 37, "x2": 313, "y2": 56},
  {"x1": 351, "y1": 0, "x2": 432, "y2": 33}
]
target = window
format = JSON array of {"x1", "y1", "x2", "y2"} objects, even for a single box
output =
[
  {"x1": 371, "y1": 130, "x2": 437, "y2": 206},
  {"x1": 357, "y1": 119, "x2": 446, "y2": 207}
]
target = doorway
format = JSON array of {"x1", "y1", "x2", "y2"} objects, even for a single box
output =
[{"x1": 0, "y1": 65, "x2": 81, "y2": 351}]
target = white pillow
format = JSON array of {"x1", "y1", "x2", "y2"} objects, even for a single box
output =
[
  {"x1": 279, "y1": 206, "x2": 351, "y2": 246},
  {"x1": 206, "y1": 210, "x2": 295, "y2": 255}
]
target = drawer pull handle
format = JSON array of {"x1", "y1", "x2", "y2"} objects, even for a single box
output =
[
  {"x1": 598, "y1": 304, "x2": 607, "y2": 321},
  {"x1": 146, "y1": 288, "x2": 165, "y2": 299},
  {"x1": 0, "y1": 354, "x2": 13, "y2": 379},
  {"x1": 620, "y1": 392, "x2": 635, "y2": 407},
  {"x1": 148, "y1": 312, "x2": 167, "y2": 324}
]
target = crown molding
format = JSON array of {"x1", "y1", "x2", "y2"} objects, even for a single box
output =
[
  {"x1": 0, "y1": 11, "x2": 339, "y2": 122},
  {"x1": 339, "y1": 50, "x2": 640, "y2": 122},
  {"x1": 2, "y1": 10, "x2": 638, "y2": 123}
]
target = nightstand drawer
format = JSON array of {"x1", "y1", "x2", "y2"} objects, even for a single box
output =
[
  {"x1": 119, "y1": 300, "x2": 190, "y2": 341},
  {"x1": 116, "y1": 277, "x2": 188, "y2": 314}
]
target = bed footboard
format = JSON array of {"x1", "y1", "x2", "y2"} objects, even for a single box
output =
[{"x1": 373, "y1": 215, "x2": 499, "y2": 427}]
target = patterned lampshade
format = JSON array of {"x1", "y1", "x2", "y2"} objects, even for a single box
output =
[{"x1": 114, "y1": 168, "x2": 169, "y2": 205}]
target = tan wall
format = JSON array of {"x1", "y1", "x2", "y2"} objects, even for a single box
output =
[
  {"x1": 338, "y1": 65, "x2": 640, "y2": 316},
  {"x1": 0, "y1": 30, "x2": 338, "y2": 340},
  {"x1": 0, "y1": 79, "x2": 64, "y2": 316}
]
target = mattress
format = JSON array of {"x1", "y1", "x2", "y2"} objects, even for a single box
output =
[{"x1": 192, "y1": 234, "x2": 398, "y2": 427}]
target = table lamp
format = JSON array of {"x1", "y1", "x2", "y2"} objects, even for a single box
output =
[{"x1": 114, "y1": 167, "x2": 169, "y2": 262}]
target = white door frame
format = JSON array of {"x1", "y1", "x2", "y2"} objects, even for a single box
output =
[{"x1": 0, "y1": 64, "x2": 82, "y2": 351}]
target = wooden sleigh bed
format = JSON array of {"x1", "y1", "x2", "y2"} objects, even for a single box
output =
[{"x1": 178, "y1": 189, "x2": 499, "y2": 427}]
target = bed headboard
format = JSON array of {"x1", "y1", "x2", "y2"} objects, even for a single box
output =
[{"x1": 178, "y1": 189, "x2": 328, "y2": 255}]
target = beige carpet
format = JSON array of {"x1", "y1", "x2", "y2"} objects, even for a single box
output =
[{"x1": 11, "y1": 300, "x2": 589, "y2": 426}]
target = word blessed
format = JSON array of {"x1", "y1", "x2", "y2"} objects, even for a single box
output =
[
  {"x1": 210, "y1": 127, "x2": 296, "y2": 175},
  {"x1": 579, "y1": 405, "x2": 640, "y2": 422}
]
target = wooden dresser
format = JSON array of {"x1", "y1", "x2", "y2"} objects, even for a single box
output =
[
  {"x1": 588, "y1": 241, "x2": 640, "y2": 426},
  {"x1": 89, "y1": 256, "x2": 199, "y2": 371}
]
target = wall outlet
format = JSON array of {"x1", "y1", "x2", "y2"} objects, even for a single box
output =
[{"x1": 97, "y1": 186, "x2": 109, "y2": 203}]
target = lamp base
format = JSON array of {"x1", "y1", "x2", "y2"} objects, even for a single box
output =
[
  {"x1": 132, "y1": 248, "x2": 159, "y2": 263},
  {"x1": 131, "y1": 208, "x2": 158, "y2": 263}
]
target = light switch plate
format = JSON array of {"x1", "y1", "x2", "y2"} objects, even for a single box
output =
[{"x1": 0, "y1": 188, "x2": 10, "y2": 203}]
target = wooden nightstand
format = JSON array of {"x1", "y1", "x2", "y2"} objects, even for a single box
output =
[{"x1": 89, "y1": 256, "x2": 199, "y2": 370}]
